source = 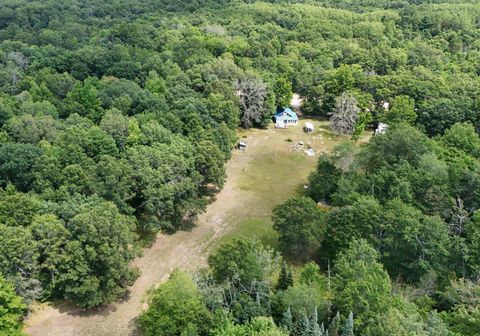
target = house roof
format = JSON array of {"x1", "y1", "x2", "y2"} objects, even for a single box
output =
[{"x1": 275, "y1": 107, "x2": 298, "y2": 121}]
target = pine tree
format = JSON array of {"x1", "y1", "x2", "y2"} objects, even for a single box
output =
[
  {"x1": 281, "y1": 307, "x2": 293, "y2": 332},
  {"x1": 287, "y1": 267, "x2": 294, "y2": 288},
  {"x1": 311, "y1": 307, "x2": 319, "y2": 326},
  {"x1": 320, "y1": 322, "x2": 325, "y2": 335},
  {"x1": 277, "y1": 261, "x2": 294, "y2": 290},
  {"x1": 294, "y1": 313, "x2": 310, "y2": 336},
  {"x1": 308, "y1": 307, "x2": 322, "y2": 336},
  {"x1": 328, "y1": 311, "x2": 341, "y2": 336},
  {"x1": 341, "y1": 312, "x2": 354, "y2": 336}
]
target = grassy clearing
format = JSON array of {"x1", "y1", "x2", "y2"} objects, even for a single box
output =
[{"x1": 218, "y1": 119, "x2": 370, "y2": 249}]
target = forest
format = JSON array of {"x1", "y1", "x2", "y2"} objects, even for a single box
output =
[{"x1": 1, "y1": 0, "x2": 480, "y2": 335}]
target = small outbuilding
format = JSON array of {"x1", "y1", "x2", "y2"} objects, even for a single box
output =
[
  {"x1": 274, "y1": 107, "x2": 298, "y2": 128},
  {"x1": 237, "y1": 141, "x2": 247, "y2": 150},
  {"x1": 304, "y1": 122, "x2": 314, "y2": 132},
  {"x1": 375, "y1": 123, "x2": 389, "y2": 135}
]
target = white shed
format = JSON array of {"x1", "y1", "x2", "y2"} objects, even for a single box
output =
[{"x1": 304, "y1": 122, "x2": 314, "y2": 132}]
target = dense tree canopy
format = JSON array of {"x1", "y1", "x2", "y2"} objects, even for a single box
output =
[
  {"x1": 273, "y1": 121, "x2": 480, "y2": 334},
  {"x1": 2, "y1": 0, "x2": 480, "y2": 334}
]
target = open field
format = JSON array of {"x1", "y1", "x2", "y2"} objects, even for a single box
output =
[
  {"x1": 219, "y1": 120, "x2": 356, "y2": 247},
  {"x1": 25, "y1": 120, "x2": 370, "y2": 336}
]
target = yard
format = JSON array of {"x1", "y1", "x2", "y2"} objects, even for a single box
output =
[{"x1": 25, "y1": 119, "x2": 371, "y2": 336}]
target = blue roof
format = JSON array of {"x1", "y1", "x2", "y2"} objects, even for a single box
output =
[{"x1": 275, "y1": 107, "x2": 298, "y2": 121}]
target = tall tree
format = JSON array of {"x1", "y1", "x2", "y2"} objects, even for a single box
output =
[
  {"x1": 333, "y1": 240, "x2": 392, "y2": 331},
  {"x1": 208, "y1": 238, "x2": 278, "y2": 286},
  {"x1": 0, "y1": 143, "x2": 42, "y2": 191},
  {"x1": 308, "y1": 307, "x2": 322, "y2": 336},
  {"x1": 274, "y1": 77, "x2": 293, "y2": 108},
  {"x1": 277, "y1": 261, "x2": 294, "y2": 291},
  {"x1": 341, "y1": 312, "x2": 354, "y2": 336},
  {"x1": 294, "y1": 313, "x2": 310, "y2": 336},
  {"x1": 380, "y1": 95, "x2": 416, "y2": 125},
  {"x1": 55, "y1": 202, "x2": 138, "y2": 307},
  {"x1": 330, "y1": 93, "x2": 360, "y2": 136},
  {"x1": 281, "y1": 307, "x2": 293, "y2": 332},
  {"x1": 139, "y1": 270, "x2": 213, "y2": 336},
  {"x1": 328, "y1": 311, "x2": 341, "y2": 336},
  {"x1": 272, "y1": 196, "x2": 325, "y2": 261},
  {"x1": 235, "y1": 75, "x2": 268, "y2": 128},
  {"x1": 0, "y1": 224, "x2": 41, "y2": 302}
]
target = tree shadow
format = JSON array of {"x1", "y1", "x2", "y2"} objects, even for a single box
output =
[
  {"x1": 128, "y1": 315, "x2": 142, "y2": 336},
  {"x1": 50, "y1": 289, "x2": 133, "y2": 318},
  {"x1": 137, "y1": 191, "x2": 222, "y2": 248}
]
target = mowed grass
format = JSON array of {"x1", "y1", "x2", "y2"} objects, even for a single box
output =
[{"x1": 218, "y1": 119, "x2": 367, "y2": 249}]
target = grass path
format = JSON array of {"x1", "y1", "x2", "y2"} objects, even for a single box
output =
[{"x1": 25, "y1": 120, "x2": 365, "y2": 336}]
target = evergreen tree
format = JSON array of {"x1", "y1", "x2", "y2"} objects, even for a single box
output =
[
  {"x1": 328, "y1": 311, "x2": 341, "y2": 336},
  {"x1": 341, "y1": 312, "x2": 354, "y2": 336},
  {"x1": 294, "y1": 313, "x2": 310, "y2": 336},
  {"x1": 281, "y1": 307, "x2": 293, "y2": 332},
  {"x1": 277, "y1": 261, "x2": 294, "y2": 291},
  {"x1": 287, "y1": 267, "x2": 294, "y2": 288},
  {"x1": 308, "y1": 307, "x2": 322, "y2": 336}
]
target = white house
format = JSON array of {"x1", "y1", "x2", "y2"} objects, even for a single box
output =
[{"x1": 274, "y1": 107, "x2": 299, "y2": 128}]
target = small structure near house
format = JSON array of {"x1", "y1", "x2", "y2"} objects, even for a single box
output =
[
  {"x1": 237, "y1": 141, "x2": 247, "y2": 150},
  {"x1": 375, "y1": 123, "x2": 389, "y2": 135},
  {"x1": 274, "y1": 107, "x2": 298, "y2": 128},
  {"x1": 304, "y1": 122, "x2": 314, "y2": 133}
]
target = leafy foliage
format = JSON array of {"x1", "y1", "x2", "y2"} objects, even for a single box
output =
[
  {"x1": 272, "y1": 197, "x2": 325, "y2": 261},
  {"x1": 0, "y1": 275, "x2": 26, "y2": 336},
  {"x1": 273, "y1": 119, "x2": 480, "y2": 333},
  {"x1": 139, "y1": 270, "x2": 213, "y2": 336}
]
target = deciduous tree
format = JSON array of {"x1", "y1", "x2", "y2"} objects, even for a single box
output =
[{"x1": 330, "y1": 93, "x2": 360, "y2": 136}]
